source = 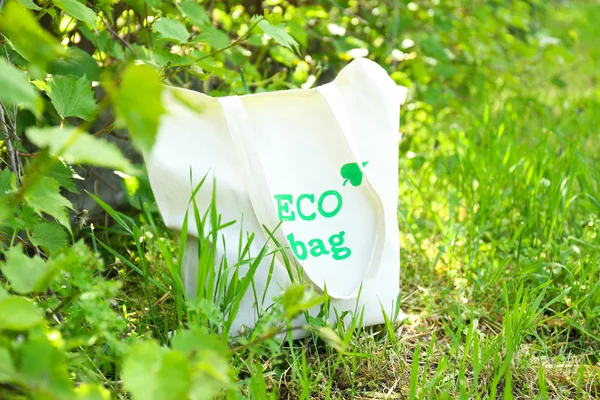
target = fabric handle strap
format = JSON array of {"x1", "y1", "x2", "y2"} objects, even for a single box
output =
[
  {"x1": 316, "y1": 84, "x2": 387, "y2": 285},
  {"x1": 216, "y1": 97, "x2": 299, "y2": 277}
]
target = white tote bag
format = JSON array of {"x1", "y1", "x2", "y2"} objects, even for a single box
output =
[{"x1": 146, "y1": 58, "x2": 407, "y2": 336}]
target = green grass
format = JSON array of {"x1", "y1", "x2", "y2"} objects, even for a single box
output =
[{"x1": 90, "y1": 3, "x2": 600, "y2": 399}]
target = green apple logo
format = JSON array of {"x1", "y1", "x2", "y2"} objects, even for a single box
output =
[{"x1": 341, "y1": 161, "x2": 369, "y2": 186}]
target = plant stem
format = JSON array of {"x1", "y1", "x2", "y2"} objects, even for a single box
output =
[{"x1": 0, "y1": 103, "x2": 20, "y2": 184}]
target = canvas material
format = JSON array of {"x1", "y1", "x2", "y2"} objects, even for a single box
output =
[{"x1": 145, "y1": 58, "x2": 406, "y2": 336}]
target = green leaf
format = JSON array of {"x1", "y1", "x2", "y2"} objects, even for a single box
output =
[
  {"x1": 49, "y1": 46, "x2": 101, "y2": 81},
  {"x1": 255, "y1": 17, "x2": 298, "y2": 52},
  {"x1": 196, "y1": 25, "x2": 230, "y2": 48},
  {"x1": 171, "y1": 329, "x2": 231, "y2": 361},
  {"x1": 26, "y1": 127, "x2": 135, "y2": 173},
  {"x1": 21, "y1": 338, "x2": 74, "y2": 398},
  {"x1": 123, "y1": 333, "x2": 230, "y2": 400},
  {"x1": 1, "y1": 244, "x2": 61, "y2": 294},
  {"x1": 75, "y1": 384, "x2": 112, "y2": 400},
  {"x1": 151, "y1": 47, "x2": 193, "y2": 67},
  {"x1": 0, "y1": 347, "x2": 16, "y2": 383},
  {"x1": 249, "y1": 362, "x2": 268, "y2": 400},
  {"x1": 0, "y1": 286, "x2": 8, "y2": 301},
  {"x1": 282, "y1": 283, "x2": 305, "y2": 316},
  {"x1": 47, "y1": 161, "x2": 79, "y2": 193},
  {"x1": 0, "y1": 168, "x2": 14, "y2": 198},
  {"x1": 171, "y1": 329, "x2": 232, "y2": 397},
  {"x1": 286, "y1": 19, "x2": 307, "y2": 47},
  {"x1": 0, "y1": 1, "x2": 64, "y2": 69},
  {"x1": 268, "y1": 46, "x2": 297, "y2": 68},
  {"x1": 155, "y1": 352, "x2": 191, "y2": 400},
  {"x1": 180, "y1": 1, "x2": 210, "y2": 26},
  {"x1": 122, "y1": 340, "x2": 162, "y2": 399},
  {"x1": 195, "y1": 299, "x2": 223, "y2": 326},
  {"x1": 113, "y1": 64, "x2": 166, "y2": 153},
  {"x1": 154, "y1": 18, "x2": 189, "y2": 43},
  {"x1": 47, "y1": 75, "x2": 97, "y2": 120},
  {"x1": 0, "y1": 200, "x2": 11, "y2": 228},
  {"x1": 314, "y1": 326, "x2": 346, "y2": 352},
  {"x1": 281, "y1": 283, "x2": 325, "y2": 317},
  {"x1": 30, "y1": 222, "x2": 68, "y2": 254},
  {"x1": 52, "y1": 0, "x2": 97, "y2": 27},
  {"x1": 17, "y1": 0, "x2": 41, "y2": 10},
  {"x1": 79, "y1": 23, "x2": 108, "y2": 50},
  {"x1": 24, "y1": 177, "x2": 73, "y2": 233},
  {"x1": 0, "y1": 296, "x2": 42, "y2": 330},
  {"x1": 0, "y1": 58, "x2": 42, "y2": 117}
]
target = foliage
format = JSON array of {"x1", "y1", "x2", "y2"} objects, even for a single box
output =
[{"x1": 0, "y1": 0, "x2": 598, "y2": 398}]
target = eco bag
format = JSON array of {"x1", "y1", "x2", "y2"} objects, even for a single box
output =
[{"x1": 145, "y1": 58, "x2": 407, "y2": 336}]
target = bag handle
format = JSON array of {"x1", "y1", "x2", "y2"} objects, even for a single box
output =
[
  {"x1": 216, "y1": 97, "x2": 300, "y2": 282},
  {"x1": 217, "y1": 88, "x2": 386, "y2": 299},
  {"x1": 316, "y1": 83, "x2": 387, "y2": 285}
]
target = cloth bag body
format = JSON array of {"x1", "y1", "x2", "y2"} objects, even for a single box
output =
[{"x1": 146, "y1": 58, "x2": 405, "y2": 336}]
